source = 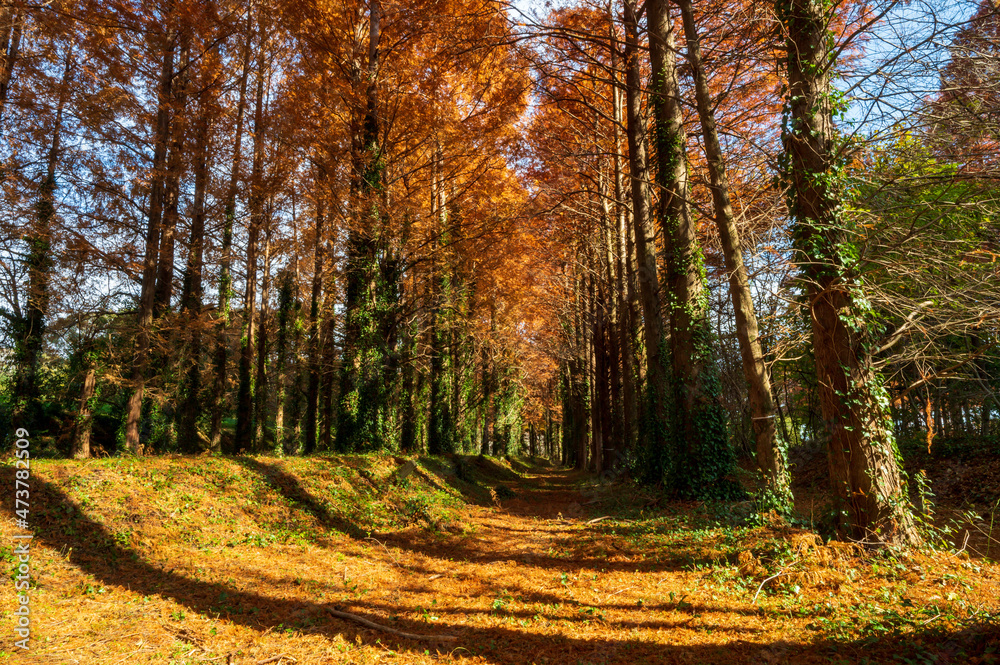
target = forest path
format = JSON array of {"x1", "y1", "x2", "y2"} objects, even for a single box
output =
[{"x1": 5, "y1": 458, "x2": 999, "y2": 665}]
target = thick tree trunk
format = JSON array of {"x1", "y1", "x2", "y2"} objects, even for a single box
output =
[
  {"x1": 780, "y1": 0, "x2": 918, "y2": 545},
  {"x1": 648, "y1": 0, "x2": 735, "y2": 496},
  {"x1": 337, "y1": 0, "x2": 390, "y2": 452},
  {"x1": 73, "y1": 361, "x2": 96, "y2": 459},
  {"x1": 677, "y1": 0, "x2": 790, "y2": 502}
]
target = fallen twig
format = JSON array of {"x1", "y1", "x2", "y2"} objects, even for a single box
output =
[
  {"x1": 585, "y1": 516, "x2": 612, "y2": 525},
  {"x1": 752, "y1": 562, "x2": 800, "y2": 604},
  {"x1": 325, "y1": 607, "x2": 458, "y2": 642}
]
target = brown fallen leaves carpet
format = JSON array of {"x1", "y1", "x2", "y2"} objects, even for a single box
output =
[{"x1": 1, "y1": 456, "x2": 998, "y2": 664}]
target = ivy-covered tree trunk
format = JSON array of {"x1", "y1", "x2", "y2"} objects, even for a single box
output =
[
  {"x1": 648, "y1": 0, "x2": 735, "y2": 497},
  {"x1": 304, "y1": 195, "x2": 326, "y2": 454},
  {"x1": 273, "y1": 270, "x2": 297, "y2": 453},
  {"x1": 13, "y1": 51, "x2": 72, "y2": 431},
  {"x1": 677, "y1": 0, "x2": 789, "y2": 504},
  {"x1": 337, "y1": 0, "x2": 395, "y2": 452},
  {"x1": 254, "y1": 228, "x2": 272, "y2": 450},
  {"x1": 779, "y1": 0, "x2": 918, "y2": 545}
]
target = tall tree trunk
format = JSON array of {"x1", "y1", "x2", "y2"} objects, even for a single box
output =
[
  {"x1": 208, "y1": 22, "x2": 253, "y2": 452},
  {"x1": 177, "y1": 100, "x2": 211, "y2": 452},
  {"x1": 235, "y1": 20, "x2": 267, "y2": 454},
  {"x1": 599, "y1": 163, "x2": 621, "y2": 472},
  {"x1": 0, "y1": 4, "x2": 24, "y2": 134},
  {"x1": 319, "y1": 263, "x2": 337, "y2": 451},
  {"x1": 13, "y1": 50, "x2": 72, "y2": 429},
  {"x1": 609, "y1": 21, "x2": 637, "y2": 452},
  {"x1": 780, "y1": 0, "x2": 917, "y2": 545},
  {"x1": 304, "y1": 195, "x2": 326, "y2": 454},
  {"x1": 125, "y1": 30, "x2": 175, "y2": 453},
  {"x1": 677, "y1": 0, "x2": 790, "y2": 502},
  {"x1": 647, "y1": 0, "x2": 735, "y2": 496},
  {"x1": 274, "y1": 271, "x2": 295, "y2": 453},
  {"x1": 254, "y1": 225, "x2": 272, "y2": 450},
  {"x1": 337, "y1": 0, "x2": 389, "y2": 452},
  {"x1": 589, "y1": 265, "x2": 602, "y2": 473},
  {"x1": 153, "y1": 37, "x2": 190, "y2": 318},
  {"x1": 623, "y1": 0, "x2": 669, "y2": 462},
  {"x1": 400, "y1": 333, "x2": 417, "y2": 452}
]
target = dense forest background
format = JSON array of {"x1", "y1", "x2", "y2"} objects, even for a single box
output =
[{"x1": 2, "y1": 0, "x2": 999, "y2": 545}]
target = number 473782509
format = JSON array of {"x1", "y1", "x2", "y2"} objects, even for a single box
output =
[{"x1": 14, "y1": 427, "x2": 30, "y2": 524}]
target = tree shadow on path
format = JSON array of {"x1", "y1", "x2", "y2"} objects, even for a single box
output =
[{"x1": 3, "y1": 466, "x2": 997, "y2": 664}]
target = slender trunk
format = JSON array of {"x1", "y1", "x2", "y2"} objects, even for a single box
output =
[
  {"x1": 125, "y1": 30, "x2": 175, "y2": 453},
  {"x1": 273, "y1": 270, "x2": 295, "y2": 453},
  {"x1": 589, "y1": 266, "x2": 602, "y2": 473},
  {"x1": 780, "y1": 0, "x2": 917, "y2": 545},
  {"x1": 624, "y1": 0, "x2": 668, "y2": 455},
  {"x1": 13, "y1": 52, "x2": 72, "y2": 429},
  {"x1": 304, "y1": 196, "x2": 325, "y2": 454},
  {"x1": 319, "y1": 266, "x2": 337, "y2": 451},
  {"x1": 177, "y1": 101, "x2": 211, "y2": 452},
  {"x1": 254, "y1": 226, "x2": 272, "y2": 449},
  {"x1": 480, "y1": 344, "x2": 492, "y2": 455},
  {"x1": 609, "y1": 22, "x2": 637, "y2": 451},
  {"x1": 677, "y1": 0, "x2": 790, "y2": 501},
  {"x1": 573, "y1": 263, "x2": 588, "y2": 469},
  {"x1": 209, "y1": 23, "x2": 253, "y2": 451},
  {"x1": 400, "y1": 335, "x2": 417, "y2": 452},
  {"x1": 235, "y1": 21, "x2": 267, "y2": 454},
  {"x1": 600, "y1": 161, "x2": 621, "y2": 471},
  {"x1": 0, "y1": 4, "x2": 24, "y2": 134}
]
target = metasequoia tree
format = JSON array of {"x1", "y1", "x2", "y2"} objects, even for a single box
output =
[
  {"x1": 648, "y1": 0, "x2": 736, "y2": 497},
  {"x1": 778, "y1": 0, "x2": 918, "y2": 545},
  {"x1": 675, "y1": 0, "x2": 790, "y2": 503},
  {"x1": 10, "y1": 31, "x2": 75, "y2": 430}
]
